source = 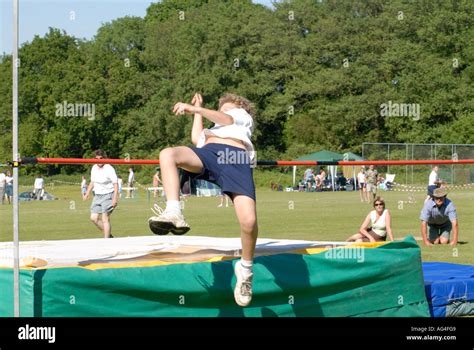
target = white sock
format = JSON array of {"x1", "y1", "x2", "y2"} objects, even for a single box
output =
[
  {"x1": 165, "y1": 200, "x2": 181, "y2": 213},
  {"x1": 240, "y1": 259, "x2": 253, "y2": 275}
]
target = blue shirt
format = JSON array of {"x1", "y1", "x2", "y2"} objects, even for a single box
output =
[{"x1": 420, "y1": 198, "x2": 457, "y2": 225}]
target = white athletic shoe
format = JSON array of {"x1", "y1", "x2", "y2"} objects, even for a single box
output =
[
  {"x1": 151, "y1": 203, "x2": 164, "y2": 216},
  {"x1": 234, "y1": 261, "x2": 253, "y2": 307},
  {"x1": 148, "y1": 209, "x2": 190, "y2": 236}
]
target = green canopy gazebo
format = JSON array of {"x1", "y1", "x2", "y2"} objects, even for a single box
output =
[
  {"x1": 293, "y1": 150, "x2": 364, "y2": 190},
  {"x1": 295, "y1": 150, "x2": 345, "y2": 162},
  {"x1": 293, "y1": 150, "x2": 344, "y2": 190}
]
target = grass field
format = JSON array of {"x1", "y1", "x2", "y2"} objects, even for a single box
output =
[{"x1": 0, "y1": 185, "x2": 472, "y2": 265}]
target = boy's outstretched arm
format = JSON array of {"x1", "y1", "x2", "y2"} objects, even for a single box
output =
[
  {"x1": 174, "y1": 102, "x2": 233, "y2": 126},
  {"x1": 191, "y1": 93, "x2": 204, "y2": 145}
]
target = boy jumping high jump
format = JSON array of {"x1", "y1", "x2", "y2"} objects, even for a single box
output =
[{"x1": 148, "y1": 93, "x2": 258, "y2": 307}]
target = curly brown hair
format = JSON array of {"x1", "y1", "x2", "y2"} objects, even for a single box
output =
[
  {"x1": 218, "y1": 93, "x2": 254, "y2": 116},
  {"x1": 94, "y1": 149, "x2": 107, "y2": 158}
]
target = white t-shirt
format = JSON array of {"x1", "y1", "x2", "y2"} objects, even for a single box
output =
[
  {"x1": 196, "y1": 108, "x2": 255, "y2": 160},
  {"x1": 91, "y1": 164, "x2": 118, "y2": 195},
  {"x1": 428, "y1": 170, "x2": 439, "y2": 186},
  {"x1": 34, "y1": 177, "x2": 44, "y2": 190},
  {"x1": 357, "y1": 172, "x2": 366, "y2": 184},
  {"x1": 6, "y1": 176, "x2": 13, "y2": 185},
  {"x1": 0, "y1": 173, "x2": 5, "y2": 187},
  {"x1": 128, "y1": 170, "x2": 135, "y2": 184}
]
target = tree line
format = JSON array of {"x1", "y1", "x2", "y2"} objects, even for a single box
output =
[{"x1": 0, "y1": 0, "x2": 473, "y2": 176}]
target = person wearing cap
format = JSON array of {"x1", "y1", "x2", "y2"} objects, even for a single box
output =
[
  {"x1": 420, "y1": 187, "x2": 458, "y2": 246},
  {"x1": 365, "y1": 165, "x2": 378, "y2": 201}
]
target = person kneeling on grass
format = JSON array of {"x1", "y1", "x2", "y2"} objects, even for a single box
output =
[
  {"x1": 346, "y1": 197, "x2": 394, "y2": 243},
  {"x1": 420, "y1": 187, "x2": 458, "y2": 246},
  {"x1": 148, "y1": 92, "x2": 258, "y2": 307}
]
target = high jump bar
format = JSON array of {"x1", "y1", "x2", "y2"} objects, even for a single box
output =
[{"x1": 16, "y1": 157, "x2": 474, "y2": 166}]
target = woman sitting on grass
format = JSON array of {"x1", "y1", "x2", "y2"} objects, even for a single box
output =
[{"x1": 346, "y1": 197, "x2": 394, "y2": 243}]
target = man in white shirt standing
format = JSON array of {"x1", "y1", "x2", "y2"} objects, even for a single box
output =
[
  {"x1": 126, "y1": 167, "x2": 135, "y2": 198},
  {"x1": 33, "y1": 175, "x2": 44, "y2": 200},
  {"x1": 426, "y1": 165, "x2": 440, "y2": 202},
  {"x1": 5, "y1": 170, "x2": 13, "y2": 204},
  {"x1": 83, "y1": 150, "x2": 119, "y2": 238}
]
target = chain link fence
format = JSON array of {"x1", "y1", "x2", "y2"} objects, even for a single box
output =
[{"x1": 362, "y1": 143, "x2": 474, "y2": 185}]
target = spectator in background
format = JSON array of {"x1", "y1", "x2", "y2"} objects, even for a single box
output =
[
  {"x1": 33, "y1": 175, "x2": 44, "y2": 200},
  {"x1": 298, "y1": 179, "x2": 305, "y2": 191},
  {"x1": 425, "y1": 165, "x2": 441, "y2": 202},
  {"x1": 365, "y1": 165, "x2": 378, "y2": 201},
  {"x1": 83, "y1": 149, "x2": 119, "y2": 239},
  {"x1": 357, "y1": 167, "x2": 368, "y2": 202},
  {"x1": 117, "y1": 176, "x2": 123, "y2": 198},
  {"x1": 318, "y1": 167, "x2": 326, "y2": 184},
  {"x1": 304, "y1": 168, "x2": 315, "y2": 192},
  {"x1": 127, "y1": 167, "x2": 135, "y2": 198},
  {"x1": 0, "y1": 171, "x2": 6, "y2": 204},
  {"x1": 347, "y1": 197, "x2": 394, "y2": 242},
  {"x1": 375, "y1": 174, "x2": 385, "y2": 192},
  {"x1": 81, "y1": 176, "x2": 87, "y2": 197},
  {"x1": 5, "y1": 170, "x2": 13, "y2": 204},
  {"x1": 335, "y1": 172, "x2": 347, "y2": 191},
  {"x1": 420, "y1": 187, "x2": 458, "y2": 246},
  {"x1": 315, "y1": 167, "x2": 326, "y2": 191},
  {"x1": 153, "y1": 167, "x2": 162, "y2": 198},
  {"x1": 218, "y1": 193, "x2": 230, "y2": 208}
]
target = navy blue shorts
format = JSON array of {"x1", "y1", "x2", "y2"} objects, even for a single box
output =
[
  {"x1": 185, "y1": 143, "x2": 255, "y2": 201},
  {"x1": 427, "y1": 185, "x2": 437, "y2": 196}
]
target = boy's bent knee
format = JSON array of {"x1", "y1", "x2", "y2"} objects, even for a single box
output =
[{"x1": 159, "y1": 147, "x2": 175, "y2": 161}]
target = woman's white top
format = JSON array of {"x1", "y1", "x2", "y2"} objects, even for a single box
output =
[{"x1": 370, "y1": 209, "x2": 387, "y2": 237}]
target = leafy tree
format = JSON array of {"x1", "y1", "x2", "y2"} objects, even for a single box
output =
[{"x1": 0, "y1": 0, "x2": 472, "y2": 174}]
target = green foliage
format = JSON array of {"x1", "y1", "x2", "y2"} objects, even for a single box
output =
[{"x1": 0, "y1": 0, "x2": 473, "y2": 177}]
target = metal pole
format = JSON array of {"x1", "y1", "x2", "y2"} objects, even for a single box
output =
[
  {"x1": 411, "y1": 144, "x2": 414, "y2": 185},
  {"x1": 12, "y1": 0, "x2": 20, "y2": 317},
  {"x1": 387, "y1": 144, "x2": 390, "y2": 174},
  {"x1": 452, "y1": 145, "x2": 455, "y2": 185},
  {"x1": 353, "y1": 166, "x2": 356, "y2": 192},
  {"x1": 292, "y1": 166, "x2": 296, "y2": 187},
  {"x1": 406, "y1": 144, "x2": 408, "y2": 186}
]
